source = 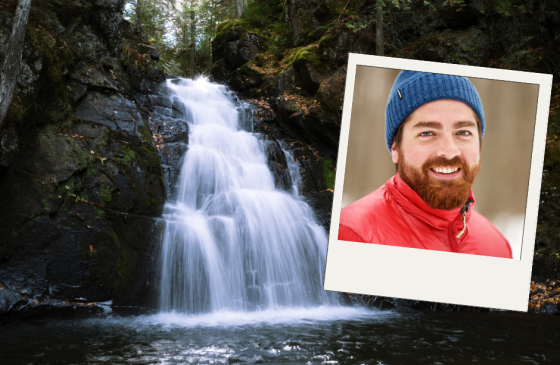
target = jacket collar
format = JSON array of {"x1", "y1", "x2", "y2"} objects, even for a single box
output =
[{"x1": 385, "y1": 173, "x2": 476, "y2": 231}]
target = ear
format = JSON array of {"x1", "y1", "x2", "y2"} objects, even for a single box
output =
[{"x1": 391, "y1": 141, "x2": 399, "y2": 164}]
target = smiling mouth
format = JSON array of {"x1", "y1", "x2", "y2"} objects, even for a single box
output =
[{"x1": 430, "y1": 166, "x2": 461, "y2": 174}]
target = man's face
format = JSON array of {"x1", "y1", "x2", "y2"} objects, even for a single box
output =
[{"x1": 391, "y1": 99, "x2": 481, "y2": 210}]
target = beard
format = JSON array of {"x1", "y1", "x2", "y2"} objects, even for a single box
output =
[{"x1": 398, "y1": 153, "x2": 480, "y2": 211}]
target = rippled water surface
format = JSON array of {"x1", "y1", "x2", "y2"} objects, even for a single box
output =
[{"x1": 1, "y1": 308, "x2": 559, "y2": 364}]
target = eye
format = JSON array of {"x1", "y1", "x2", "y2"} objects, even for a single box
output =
[
  {"x1": 457, "y1": 130, "x2": 472, "y2": 136},
  {"x1": 419, "y1": 131, "x2": 434, "y2": 137}
]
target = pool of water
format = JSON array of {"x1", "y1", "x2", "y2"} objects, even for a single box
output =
[{"x1": 1, "y1": 306, "x2": 559, "y2": 364}]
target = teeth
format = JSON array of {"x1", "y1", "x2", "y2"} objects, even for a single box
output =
[{"x1": 434, "y1": 167, "x2": 459, "y2": 174}]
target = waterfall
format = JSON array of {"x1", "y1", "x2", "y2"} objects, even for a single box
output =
[{"x1": 159, "y1": 77, "x2": 337, "y2": 314}]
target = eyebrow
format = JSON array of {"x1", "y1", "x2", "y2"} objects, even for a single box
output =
[{"x1": 412, "y1": 121, "x2": 477, "y2": 129}]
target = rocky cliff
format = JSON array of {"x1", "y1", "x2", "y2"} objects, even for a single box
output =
[{"x1": 0, "y1": 0, "x2": 169, "y2": 321}]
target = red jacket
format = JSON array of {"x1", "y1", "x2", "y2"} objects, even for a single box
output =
[{"x1": 338, "y1": 174, "x2": 513, "y2": 258}]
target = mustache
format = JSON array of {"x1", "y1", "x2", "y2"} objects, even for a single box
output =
[{"x1": 422, "y1": 156, "x2": 467, "y2": 173}]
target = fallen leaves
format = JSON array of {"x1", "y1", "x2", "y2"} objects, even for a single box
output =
[{"x1": 529, "y1": 279, "x2": 560, "y2": 311}]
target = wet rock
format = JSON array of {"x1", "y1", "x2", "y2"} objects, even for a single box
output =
[
  {"x1": 306, "y1": 106, "x2": 340, "y2": 151},
  {"x1": 72, "y1": 23, "x2": 109, "y2": 64},
  {"x1": 0, "y1": 288, "x2": 28, "y2": 313},
  {"x1": 210, "y1": 58, "x2": 233, "y2": 82},
  {"x1": 305, "y1": 190, "x2": 334, "y2": 231},
  {"x1": 69, "y1": 61, "x2": 119, "y2": 92},
  {"x1": 151, "y1": 95, "x2": 173, "y2": 110},
  {"x1": 267, "y1": 65, "x2": 301, "y2": 95},
  {"x1": 217, "y1": 25, "x2": 267, "y2": 70},
  {"x1": 171, "y1": 99, "x2": 190, "y2": 119},
  {"x1": 120, "y1": 20, "x2": 166, "y2": 90},
  {"x1": 0, "y1": 0, "x2": 167, "y2": 324},
  {"x1": 285, "y1": 0, "x2": 333, "y2": 47},
  {"x1": 93, "y1": 0, "x2": 126, "y2": 55},
  {"x1": 0, "y1": 129, "x2": 19, "y2": 167},
  {"x1": 405, "y1": 28, "x2": 489, "y2": 66},
  {"x1": 228, "y1": 63, "x2": 264, "y2": 94},
  {"x1": 284, "y1": 141, "x2": 335, "y2": 194},
  {"x1": 159, "y1": 142, "x2": 188, "y2": 198},
  {"x1": 317, "y1": 66, "x2": 346, "y2": 113},
  {"x1": 343, "y1": 293, "x2": 490, "y2": 313},
  {"x1": 261, "y1": 135, "x2": 291, "y2": 191},
  {"x1": 154, "y1": 106, "x2": 173, "y2": 118},
  {"x1": 66, "y1": 80, "x2": 88, "y2": 103},
  {"x1": 73, "y1": 91, "x2": 146, "y2": 138},
  {"x1": 293, "y1": 59, "x2": 326, "y2": 94},
  {"x1": 147, "y1": 109, "x2": 190, "y2": 198}
]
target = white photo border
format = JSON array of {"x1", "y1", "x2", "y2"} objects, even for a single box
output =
[{"x1": 323, "y1": 54, "x2": 553, "y2": 312}]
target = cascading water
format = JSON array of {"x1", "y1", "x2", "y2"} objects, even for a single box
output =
[{"x1": 159, "y1": 77, "x2": 338, "y2": 314}]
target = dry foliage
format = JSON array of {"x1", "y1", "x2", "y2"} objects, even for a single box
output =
[{"x1": 529, "y1": 279, "x2": 560, "y2": 311}]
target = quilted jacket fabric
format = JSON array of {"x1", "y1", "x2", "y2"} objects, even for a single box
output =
[{"x1": 338, "y1": 173, "x2": 513, "y2": 259}]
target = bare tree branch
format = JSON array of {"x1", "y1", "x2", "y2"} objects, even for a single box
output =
[
  {"x1": 0, "y1": 0, "x2": 32, "y2": 130},
  {"x1": 376, "y1": 1, "x2": 384, "y2": 56}
]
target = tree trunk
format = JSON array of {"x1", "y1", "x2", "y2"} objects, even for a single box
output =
[
  {"x1": 136, "y1": 0, "x2": 142, "y2": 28},
  {"x1": 190, "y1": 3, "x2": 196, "y2": 78},
  {"x1": 236, "y1": 0, "x2": 245, "y2": 18},
  {"x1": 375, "y1": 1, "x2": 383, "y2": 56},
  {"x1": 0, "y1": 0, "x2": 32, "y2": 130}
]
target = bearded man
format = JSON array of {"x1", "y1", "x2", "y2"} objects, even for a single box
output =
[{"x1": 338, "y1": 71, "x2": 512, "y2": 259}]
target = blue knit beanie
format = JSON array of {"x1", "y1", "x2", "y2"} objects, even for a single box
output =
[{"x1": 385, "y1": 71, "x2": 485, "y2": 151}]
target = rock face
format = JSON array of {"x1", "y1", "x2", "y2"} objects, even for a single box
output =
[{"x1": 0, "y1": 2, "x2": 167, "y2": 322}]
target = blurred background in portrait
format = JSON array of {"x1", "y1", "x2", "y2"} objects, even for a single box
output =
[{"x1": 341, "y1": 66, "x2": 539, "y2": 260}]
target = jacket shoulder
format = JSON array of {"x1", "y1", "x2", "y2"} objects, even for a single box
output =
[
  {"x1": 467, "y1": 210, "x2": 513, "y2": 259},
  {"x1": 338, "y1": 186, "x2": 393, "y2": 243}
]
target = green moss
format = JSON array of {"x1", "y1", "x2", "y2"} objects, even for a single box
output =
[
  {"x1": 96, "y1": 128, "x2": 110, "y2": 152},
  {"x1": 212, "y1": 19, "x2": 254, "y2": 60},
  {"x1": 291, "y1": 46, "x2": 327, "y2": 74},
  {"x1": 319, "y1": 35, "x2": 337, "y2": 50},
  {"x1": 94, "y1": 207, "x2": 105, "y2": 219},
  {"x1": 100, "y1": 184, "x2": 113, "y2": 205},
  {"x1": 37, "y1": 124, "x2": 58, "y2": 156},
  {"x1": 326, "y1": 0, "x2": 347, "y2": 15},
  {"x1": 85, "y1": 167, "x2": 100, "y2": 178},
  {"x1": 115, "y1": 145, "x2": 136, "y2": 165},
  {"x1": 77, "y1": 191, "x2": 88, "y2": 200},
  {"x1": 322, "y1": 159, "x2": 335, "y2": 190},
  {"x1": 27, "y1": 21, "x2": 78, "y2": 112},
  {"x1": 283, "y1": 100, "x2": 301, "y2": 115}
]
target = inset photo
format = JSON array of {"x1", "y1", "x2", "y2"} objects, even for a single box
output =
[{"x1": 324, "y1": 54, "x2": 553, "y2": 312}]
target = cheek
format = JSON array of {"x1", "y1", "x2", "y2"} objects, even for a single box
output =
[
  {"x1": 402, "y1": 145, "x2": 432, "y2": 168},
  {"x1": 462, "y1": 146, "x2": 481, "y2": 165}
]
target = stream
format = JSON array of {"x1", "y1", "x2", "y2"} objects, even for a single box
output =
[{"x1": 1, "y1": 310, "x2": 559, "y2": 364}]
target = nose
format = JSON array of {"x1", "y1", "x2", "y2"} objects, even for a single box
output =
[{"x1": 436, "y1": 133, "x2": 461, "y2": 159}]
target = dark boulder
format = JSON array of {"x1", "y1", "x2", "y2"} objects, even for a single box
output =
[
  {"x1": 317, "y1": 66, "x2": 346, "y2": 113},
  {"x1": 261, "y1": 135, "x2": 292, "y2": 191},
  {"x1": 0, "y1": 128, "x2": 19, "y2": 168},
  {"x1": 210, "y1": 58, "x2": 233, "y2": 82},
  {"x1": 228, "y1": 63, "x2": 265, "y2": 94},
  {"x1": 292, "y1": 58, "x2": 327, "y2": 94},
  {"x1": 225, "y1": 32, "x2": 267, "y2": 69},
  {"x1": 93, "y1": 0, "x2": 127, "y2": 55}
]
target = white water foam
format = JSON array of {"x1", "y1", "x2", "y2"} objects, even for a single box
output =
[
  {"x1": 136, "y1": 306, "x2": 390, "y2": 328},
  {"x1": 158, "y1": 77, "x2": 339, "y2": 315}
]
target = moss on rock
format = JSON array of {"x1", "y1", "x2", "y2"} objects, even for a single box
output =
[{"x1": 322, "y1": 158, "x2": 335, "y2": 190}]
